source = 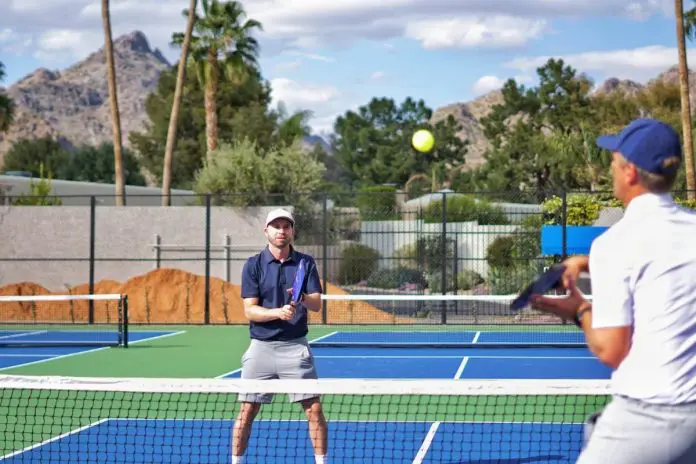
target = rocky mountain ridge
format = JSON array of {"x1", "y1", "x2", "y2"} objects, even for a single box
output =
[{"x1": 2, "y1": 30, "x2": 696, "y2": 178}]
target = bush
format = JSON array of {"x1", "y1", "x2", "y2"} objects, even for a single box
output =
[
  {"x1": 423, "y1": 195, "x2": 510, "y2": 225},
  {"x1": 485, "y1": 236, "x2": 516, "y2": 268},
  {"x1": 337, "y1": 244, "x2": 381, "y2": 285},
  {"x1": 541, "y1": 194, "x2": 622, "y2": 226},
  {"x1": 355, "y1": 185, "x2": 400, "y2": 220},
  {"x1": 366, "y1": 267, "x2": 427, "y2": 289},
  {"x1": 487, "y1": 262, "x2": 541, "y2": 295},
  {"x1": 426, "y1": 269, "x2": 485, "y2": 293}
]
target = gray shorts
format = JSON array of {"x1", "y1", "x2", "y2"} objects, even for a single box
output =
[
  {"x1": 238, "y1": 337, "x2": 319, "y2": 404},
  {"x1": 577, "y1": 395, "x2": 696, "y2": 464}
]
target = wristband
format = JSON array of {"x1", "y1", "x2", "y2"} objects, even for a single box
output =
[{"x1": 574, "y1": 304, "x2": 592, "y2": 327}]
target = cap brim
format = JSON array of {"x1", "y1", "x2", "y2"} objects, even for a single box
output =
[
  {"x1": 266, "y1": 216, "x2": 294, "y2": 227},
  {"x1": 596, "y1": 135, "x2": 619, "y2": 151}
]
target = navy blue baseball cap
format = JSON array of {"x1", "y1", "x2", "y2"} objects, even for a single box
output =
[{"x1": 596, "y1": 118, "x2": 682, "y2": 175}]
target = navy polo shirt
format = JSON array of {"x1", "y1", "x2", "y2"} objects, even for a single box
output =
[{"x1": 240, "y1": 246, "x2": 323, "y2": 341}]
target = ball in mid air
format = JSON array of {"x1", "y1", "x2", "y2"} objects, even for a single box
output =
[{"x1": 412, "y1": 129, "x2": 434, "y2": 152}]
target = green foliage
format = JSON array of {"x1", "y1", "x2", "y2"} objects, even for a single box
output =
[
  {"x1": 486, "y1": 236, "x2": 516, "y2": 268},
  {"x1": 354, "y1": 185, "x2": 400, "y2": 220},
  {"x1": 541, "y1": 194, "x2": 622, "y2": 226},
  {"x1": 331, "y1": 97, "x2": 468, "y2": 188},
  {"x1": 487, "y1": 262, "x2": 541, "y2": 295},
  {"x1": 12, "y1": 164, "x2": 62, "y2": 206},
  {"x1": 62, "y1": 143, "x2": 146, "y2": 185},
  {"x1": 366, "y1": 266, "x2": 427, "y2": 289},
  {"x1": 192, "y1": 138, "x2": 325, "y2": 206},
  {"x1": 338, "y1": 244, "x2": 381, "y2": 285},
  {"x1": 129, "y1": 62, "x2": 276, "y2": 189},
  {"x1": 3, "y1": 137, "x2": 70, "y2": 177},
  {"x1": 0, "y1": 61, "x2": 15, "y2": 133},
  {"x1": 422, "y1": 195, "x2": 510, "y2": 224}
]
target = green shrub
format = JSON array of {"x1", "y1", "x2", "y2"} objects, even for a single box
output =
[
  {"x1": 426, "y1": 269, "x2": 485, "y2": 293},
  {"x1": 337, "y1": 244, "x2": 381, "y2": 285},
  {"x1": 355, "y1": 185, "x2": 400, "y2": 220},
  {"x1": 487, "y1": 262, "x2": 541, "y2": 295},
  {"x1": 542, "y1": 194, "x2": 622, "y2": 226},
  {"x1": 423, "y1": 195, "x2": 510, "y2": 225},
  {"x1": 366, "y1": 267, "x2": 427, "y2": 289},
  {"x1": 485, "y1": 236, "x2": 516, "y2": 268}
]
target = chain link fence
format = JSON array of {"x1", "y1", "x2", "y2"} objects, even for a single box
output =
[{"x1": 1, "y1": 189, "x2": 694, "y2": 325}]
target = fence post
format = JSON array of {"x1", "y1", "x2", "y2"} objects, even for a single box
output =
[
  {"x1": 561, "y1": 190, "x2": 568, "y2": 261},
  {"x1": 440, "y1": 190, "x2": 447, "y2": 324},
  {"x1": 321, "y1": 193, "x2": 328, "y2": 324},
  {"x1": 204, "y1": 194, "x2": 211, "y2": 325},
  {"x1": 89, "y1": 195, "x2": 96, "y2": 324}
]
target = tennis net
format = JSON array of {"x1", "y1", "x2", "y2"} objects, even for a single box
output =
[
  {"x1": 316, "y1": 294, "x2": 592, "y2": 348},
  {"x1": 0, "y1": 294, "x2": 128, "y2": 347},
  {"x1": 0, "y1": 374, "x2": 611, "y2": 463}
]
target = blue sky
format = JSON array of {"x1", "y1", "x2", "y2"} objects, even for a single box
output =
[{"x1": 0, "y1": 0, "x2": 694, "y2": 134}]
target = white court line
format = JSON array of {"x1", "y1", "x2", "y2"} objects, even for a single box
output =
[
  {"x1": 312, "y1": 355, "x2": 595, "y2": 359},
  {"x1": 0, "y1": 418, "x2": 109, "y2": 461},
  {"x1": 0, "y1": 354, "x2": 63, "y2": 358},
  {"x1": 453, "y1": 357, "x2": 469, "y2": 380},
  {"x1": 412, "y1": 422, "x2": 441, "y2": 464},
  {"x1": 215, "y1": 331, "x2": 338, "y2": 379},
  {"x1": 0, "y1": 330, "x2": 47, "y2": 340},
  {"x1": 0, "y1": 330, "x2": 186, "y2": 372},
  {"x1": 472, "y1": 331, "x2": 481, "y2": 344}
]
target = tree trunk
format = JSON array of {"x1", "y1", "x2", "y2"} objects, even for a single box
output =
[
  {"x1": 204, "y1": 53, "x2": 219, "y2": 160},
  {"x1": 102, "y1": 0, "x2": 126, "y2": 206},
  {"x1": 676, "y1": 0, "x2": 696, "y2": 199},
  {"x1": 162, "y1": 0, "x2": 197, "y2": 207}
]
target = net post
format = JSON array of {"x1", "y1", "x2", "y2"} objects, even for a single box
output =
[
  {"x1": 122, "y1": 294, "x2": 129, "y2": 348},
  {"x1": 321, "y1": 193, "x2": 328, "y2": 324},
  {"x1": 89, "y1": 195, "x2": 96, "y2": 325},
  {"x1": 440, "y1": 190, "x2": 447, "y2": 325},
  {"x1": 204, "y1": 194, "x2": 211, "y2": 325}
]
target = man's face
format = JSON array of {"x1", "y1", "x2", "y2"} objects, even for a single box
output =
[{"x1": 265, "y1": 219, "x2": 294, "y2": 247}]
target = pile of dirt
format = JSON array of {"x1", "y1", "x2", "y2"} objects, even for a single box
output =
[{"x1": 0, "y1": 268, "x2": 413, "y2": 324}]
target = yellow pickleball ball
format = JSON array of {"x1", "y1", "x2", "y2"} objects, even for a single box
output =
[{"x1": 412, "y1": 129, "x2": 434, "y2": 152}]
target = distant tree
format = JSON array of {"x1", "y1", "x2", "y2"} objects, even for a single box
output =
[
  {"x1": 675, "y1": 0, "x2": 696, "y2": 198},
  {"x1": 331, "y1": 97, "x2": 468, "y2": 188},
  {"x1": 173, "y1": 0, "x2": 263, "y2": 158},
  {"x1": 2, "y1": 138, "x2": 71, "y2": 177},
  {"x1": 62, "y1": 143, "x2": 146, "y2": 186},
  {"x1": 12, "y1": 164, "x2": 62, "y2": 206},
  {"x1": 0, "y1": 61, "x2": 15, "y2": 133}
]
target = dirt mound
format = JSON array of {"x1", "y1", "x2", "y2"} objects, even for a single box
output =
[{"x1": 0, "y1": 269, "x2": 412, "y2": 324}]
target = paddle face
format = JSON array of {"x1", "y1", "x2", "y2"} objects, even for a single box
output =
[
  {"x1": 291, "y1": 258, "x2": 307, "y2": 303},
  {"x1": 510, "y1": 264, "x2": 566, "y2": 311}
]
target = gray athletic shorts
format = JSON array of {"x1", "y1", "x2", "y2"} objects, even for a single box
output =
[
  {"x1": 577, "y1": 394, "x2": 696, "y2": 464},
  {"x1": 238, "y1": 337, "x2": 319, "y2": 404}
]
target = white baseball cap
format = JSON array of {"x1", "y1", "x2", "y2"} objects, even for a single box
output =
[{"x1": 265, "y1": 208, "x2": 295, "y2": 227}]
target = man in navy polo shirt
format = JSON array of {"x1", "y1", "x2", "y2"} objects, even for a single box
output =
[{"x1": 231, "y1": 208, "x2": 328, "y2": 464}]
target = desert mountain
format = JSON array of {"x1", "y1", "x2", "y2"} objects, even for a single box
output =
[
  {"x1": 0, "y1": 31, "x2": 170, "y2": 165},
  {"x1": 1, "y1": 30, "x2": 696, "y2": 176}
]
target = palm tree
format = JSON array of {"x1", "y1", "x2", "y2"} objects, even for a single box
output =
[
  {"x1": 171, "y1": 0, "x2": 262, "y2": 160},
  {"x1": 0, "y1": 62, "x2": 15, "y2": 133},
  {"x1": 275, "y1": 102, "x2": 313, "y2": 146},
  {"x1": 677, "y1": 0, "x2": 696, "y2": 199},
  {"x1": 162, "y1": 0, "x2": 198, "y2": 206},
  {"x1": 101, "y1": 0, "x2": 126, "y2": 206}
]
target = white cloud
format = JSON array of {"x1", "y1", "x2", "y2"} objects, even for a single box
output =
[
  {"x1": 284, "y1": 51, "x2": 335, "y2": 63},
  {"x1": 472, "y1": 74, "x2": 535, "y2": 95},
  {"x1": 505, "y1": 45, "x2": 691, "y2": 83},
  {"x1": 370, "y1": 71, "x2": 386, "y2": 81},
  {"x1": 405, "y1": 16, "x2": 547, "y2": 49}
]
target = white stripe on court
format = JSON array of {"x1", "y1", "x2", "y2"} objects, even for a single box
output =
[
  {"x1": 453, "y1": 357, "x2": 469, "y2": 379},
  {"x1": 0, "y1": 354, "x2": 63, "y2": 358},
  {"x1": 0, "y1": 330, "x2": 186, "y2": 372},
  {"x1": 0, "y1": 418, "x2": 109, "y2": 461},
  {"x1": 412, "y1": 421, "x2": 441, "y2": 464},
  {"x1": 472, "y1": 331, "x2": 481, "y2": 344},
  {"x1": 0, "y1": 331, "x2": 47, "y2": 341}
]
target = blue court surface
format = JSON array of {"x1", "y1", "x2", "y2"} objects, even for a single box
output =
[
  {"x1": 311, "y1": 330, "x2": 586, "y2": 345},
  {"x1": 0, "y1": 330, "x2": 180, "y2": 370},
  {"x1": 1, "y1": 418, "x2": 585, "y2": 464}
]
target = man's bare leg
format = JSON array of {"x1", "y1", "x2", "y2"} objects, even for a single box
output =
[
  {"x1": 301, "y1": 397, "x2": 328, "y2": 462},
  {"x1": 232, "y1": 402, "x2": 261, "y2": 462}
]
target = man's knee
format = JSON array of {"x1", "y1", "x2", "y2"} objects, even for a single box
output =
[
  {"x1": 236, "y1": 402, "x2": 261, "y2": 424},
  {"x1": 301, "y1": 397, "x2": 325, "y2": 421}
]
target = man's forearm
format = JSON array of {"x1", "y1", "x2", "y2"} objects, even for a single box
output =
[
  {"x1": 303, "y1": 293, "x2": 321, "y2": 312},
  {"x1": 245, "y1": 305, "x2": 280, "y2": 322}
]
